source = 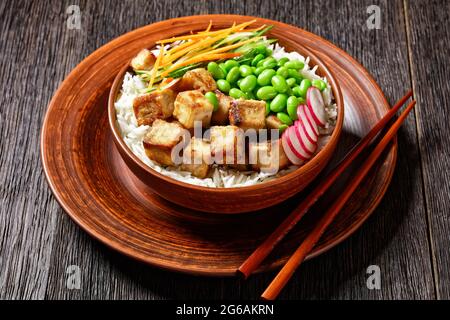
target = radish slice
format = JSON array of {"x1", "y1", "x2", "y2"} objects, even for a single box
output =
[
  {"x1": 294, "y1": 121, "x2": 317, "y2": 155},
  {"x1": 297, "y1": 105, "x2": 318, "y2": 144},
  {"x1": 303, "y1": 105, "x2": 320, "y2": 136},
  {"x1": 286, "y1": 126, "x2": 311, "y2": 160},
  {"x1": 306, "y1": 87, "x2": 327, "y2": 127},
  {"x1": 282, "y1": 130, "x2": 304, "y2": 165}
]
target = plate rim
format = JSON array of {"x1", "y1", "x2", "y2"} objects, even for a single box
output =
[{"x1": 40, "y1": 14, "x2": 397, "y2": 276}]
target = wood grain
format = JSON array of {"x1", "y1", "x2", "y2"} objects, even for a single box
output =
[
  {"x1": 405, "y1": 0, "x2": 450, "y2": 299},
  {"x1": 0, "y1": 0, "x2": 441, "y2": 300}
]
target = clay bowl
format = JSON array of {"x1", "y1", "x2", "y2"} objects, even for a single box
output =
[{"x1": 108, "y1": 27, "x2": 344, "y2": 214}]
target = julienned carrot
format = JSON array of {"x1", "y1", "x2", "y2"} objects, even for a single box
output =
[
  {"x1": 160, "y1": 52, "x2": 241, "y2": 77},
  {"x1": 148, "y1": 46, "x2": 164, "y2": 88},
  {"x1": 156, "y1": 20, "x2": 256, "y2": 44},
  {"x1": 205, "y1": 20, "x2": 212, "y2": 32}
]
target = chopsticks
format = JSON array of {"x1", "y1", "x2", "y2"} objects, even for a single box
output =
[
  {"x1": 238, "y1": 90, "x2": 413, "y2": 279},
  {"x1": 237, "y1": 91, "x2": 415, "y2": 299}
]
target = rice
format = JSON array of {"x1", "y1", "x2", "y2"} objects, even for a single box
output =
[{"x1": 114, "y1": 44, "x2": 337, "y2": 188}]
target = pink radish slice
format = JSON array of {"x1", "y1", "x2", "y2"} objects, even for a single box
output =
[
  {"x1": 282, "y1": 130, "x2": 304, "y2": 165},
  {"x1": 286, "y1": 126, "x2": 311, "y2": 160},
  {"x1": 303, "y1": 106, "x2": 320, "y2": 136},
  {"x1": 296, "y1": 105, "x2": 318, "y2": 144},
  {"x1": 306, "y1": 87, "x2": 327, "y2": 127},
  {"x1": 293, "y1": 121, "x2": 315, "y2": 155}
]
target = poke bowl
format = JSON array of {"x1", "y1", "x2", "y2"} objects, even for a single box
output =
[{"x1": 108, "y1": 20, "x2": 344, "y2": 213}]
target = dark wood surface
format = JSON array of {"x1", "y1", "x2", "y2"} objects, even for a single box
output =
[{"x1": 0, "y1": 0, "x2": 447, "y2": 299}]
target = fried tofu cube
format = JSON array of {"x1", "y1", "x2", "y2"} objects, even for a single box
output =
[
  {"x1": 249, "y1": 140, "x2": 290, "y2": 173},
  {"x1": 130, "y1": 49, "x2": 156, "y2": 70},
  {"x1": 143, "y1": 119, "x2": 185, "y2": 166},
  {"x1": 210, "y1": 125, "x2": 245, "y2": 165},
  {"x1": 211, "y1": 90, "x2": 233, "y2": 125},
  {"x1": 181, "y1": 138, "x2": 211, "y2": 178},
  {"x1": 229, "y1": 99, "x2": 266, "y2": 130},
  {"x1": 173, "y1": 90, "x2": 214, "y2": 129},
  {"x1": 177, "y1": 68, "x2": 217, "y2": 93},
  {"x1": 133, "y1": 89, "x2": 176, "y2": 126}
]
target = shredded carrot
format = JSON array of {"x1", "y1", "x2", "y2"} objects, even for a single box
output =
[
  {"x1": 161, "y1": 52, "x2": 241, "y2": 77},
  {"x1": 205, "y1": 20, "x2": 212, "y2": 32},
  {"x1": 156, "y1": 20, "x2": 256, "y2": 44},
  {"x1": 149, "y1": 46, "x2": 164, "y2": 88}
]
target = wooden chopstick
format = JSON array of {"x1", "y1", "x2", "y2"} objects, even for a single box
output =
[
  {"x1": 261, "y1": 99, "x2": 416, "y2": 300},
  {"x1": 237, "y1": 90, "x2": 413, "y2": 279}
]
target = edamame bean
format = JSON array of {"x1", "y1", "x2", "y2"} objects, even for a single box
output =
[
  {"x1": 277, "y1": 57, "x2": 289, "y2": 67},
  {"x1": 246, "y1": 91, "x2": 256, "y2": 100},
  {"x1": 286, "y1": 78, "x2": 297, "y2": 87},
  {"x1": 312, "y1": 79, "x2": 327, "y2": 91},
  {"x1": 292, "y1": 86, "x2": 301, "y2": 97},
  {"x1": 279, "y1": 124, "x2": 289, "y2": 133},
  {"x1": 277, "y1": 112, "x2": 293, "y2": 125},
  {"x1": 237, "y1": 78, "x2": 243, "y2": 87},
  {"x1": 276, "y1": 66, "x2": 289, "y2": 78},
  {"x1": 265, "y1": 101, "x2": 271, "y2": 116},
  {"x1": 216, "y1": 79, "x2": 231, "y2": 93},
  {"x1": 256, "y1": 86, "x2": 277, "y2": 100},
  {"x1": 288, "y1": 69, "x2": 302, "y2": 82},
  {"x1": 298, "y1": 79, "x2": 312, "y2": 97},
  {"x1": 254, "y1": 67, "x2": 265, "y2": 76},
  {"x1": 239, "y1": 65, "x2": 253, "y2": 77},
  {"x1": 270, "y1": 93, "x2": 288, "y2": 112},
  {"x1": 265, "y1": 48, "x2": 273, "y2": 56},
  {"x1": 226, "y1": 66, "x2": 240, "y2": 83},
  {"x1": 219, "y1": 63, "x2": 228, "y2": 76},
  {"x1": 298, "y1": 96, "x2": 306, "y2": 104},
  {"x1": 205, "y1": 92, "x2": 219, "y2": 112},
  {"x1": 239, "y1": 75, "x2": 257, "y2": 92},
  {"x1": 251, "y1": 54, "x2": 265, "y2": 67},
  {"x1": 256, "y1": 57, "x2": 268, "y2": 68},
  {"x1": 287, "y1": 96, "x2": 299, "y2": 120},
  {"x1": 284, "y1": 60, "x2": 304, "y2": 70},
  {"x1": 255, "y1": 44, "x2": 267, "y2": 55},
  {"x1": 224, "y1": 59, "x2": 239, "y2": 71},
  {"x1": 251, "y1": 66, "x2": 257, "y2": 73},
  {"x1": 229, "y1": 88, "x2": 247, "y2": 99},
  {"x1": 257, "y1": 69, "x2": 276, "y2": 86},
  {"x1": 207, "y1": 62, "x2": 225, "y2": 80},
  {"x1": 262, "y1": 57, "x2": 277, "y2": 69},
  {"x1": 271, "y1": 75, "x2": 289, "y2": 93}
]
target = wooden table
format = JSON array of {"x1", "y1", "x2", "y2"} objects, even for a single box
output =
[{"x1": 1, "y1": 0, "x2": 448, "y2": 300}]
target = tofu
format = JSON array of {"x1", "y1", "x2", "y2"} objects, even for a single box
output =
[
  {"x1": 249, "y1": 140, "x2": 290, "y2": 173},
  {"x1": 210, "y1": 125, "x2": 245, "y2": 165},
  {"x1": 130, "y1": 49, "x2": 156, "y2": 70},
  {"x1": 173, "y1": 90, "x2": 214, "y2": 129},
  {"x1": 229, "y1": 99, "x2": 266, "y2": 131},
  {"x1": 142, "y1": 119, "x2": 185, "y2": 166},
  {"x1": 133, "y1": 89, "x2": 176, "y2": 126},
  {"x1": 181, "y1": 138, "x2": 211, "y2": 178},
  {"x1": 177, "y1": 68, "x2": 217, "y2": 93},
  {"x1": 265, "y1": 115, "x2": 284, "y2": 130},
  {"x1": 211, "y1": 90, "x2": 233, "y2": 125}
]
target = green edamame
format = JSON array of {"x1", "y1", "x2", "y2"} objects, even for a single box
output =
[
  {"x1": 287, "y1": 96, "x2": 299, "y2": 120},
  {"x1": 251, "y1": 54, "x2": 265, "y2": 67},
  {"x1": 265, "y1": 101, "x2": 271, "y2": 116},
  {"x1": 284, "y1": 60, "x2": 304, "y2": 70},
  {"x1": 226, "y1": 66, "x2": 240, "y2": 83},
  {"x1": 298, "y1": 79, "x2": 312, "y2": 97},
  {"x1": 257, "y1": 69, "x2": 276, "y2": 86},
  {"x1": 270, "y1": 93, "x2": 288, "y2": 112},
  {"x1": 256, "y1": 86, "x2": 277, "y2": 100},
  {"x1": 271, "y1": 75, "x2": 289, "y2": 93},
  {"x1": 286, "y1": 77, "x2": 297, "y2": 87},
  {"x1": 279, "y1": 124, "x2": 288, "y2": 133},
  {"x1": 239, "y1": 65, "x2": 253, "y2": 77},
  {"x1": 216, "y1": 79, "x2": 231, "y2": 93},
  {"x1": 205, "y1": 92, "x2": 219, "y2": 112},
  {"x1": 229, "y1": 88, "x2": 247, "y2": 99},
  {"x1": 207, "y1": 62, "x2": 225, "y2": 80},
  {"x1": 277, "y1": 112, "x2": 293, "y2": 125},
  {"x1": 239, "y1": 75, "x2": 257, "y2": 92},
  {"x1": 262, "y1": 57, "x2": 277, "y2": 69},
  {"x1": 224, "y1": 59, "x2": 239, "y2": 71},
  {"x1": 276, "y1": 66, "x2": 289, "y2": 78},
  {"x1": 254, "y1": 66, "x2": 265, "y2": 76},
  {"x1": 312, "y1": 79, "x2": 327, "y2": 91},
  {"x1": 219, "y1": 63, "x2": 228, "y2": 76},
  {"x1": 255, "y1": 44, "x2": 267, "y2": 55},
  {"x1": 277, "y1": 57, "x2": 289, "y2": 67},
  {"x1": 288, "y1": 69, "x2": 302, "y2": 82}
]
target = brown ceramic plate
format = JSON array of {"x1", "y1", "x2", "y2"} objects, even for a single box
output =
[{"x1": 41, "y1": 15, "x2": 396, "y2": 276}]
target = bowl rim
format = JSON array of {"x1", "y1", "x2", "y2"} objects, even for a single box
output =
[{"x1": 108, "y1": 25, "x2": 344, "y2": 192}]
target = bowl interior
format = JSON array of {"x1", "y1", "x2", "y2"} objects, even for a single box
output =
[{"x1": 108, "y1": 24, "x2": 344, "y2": 192}]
